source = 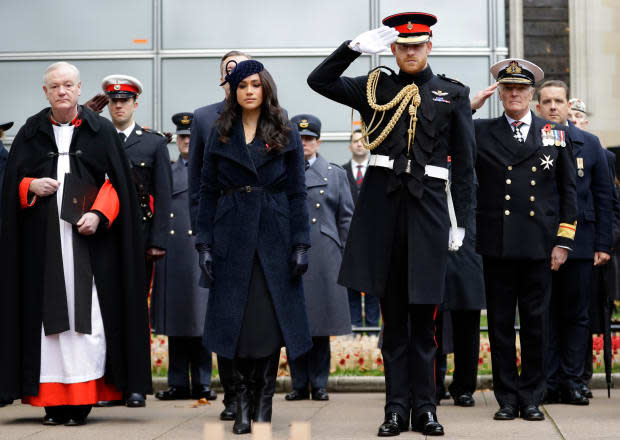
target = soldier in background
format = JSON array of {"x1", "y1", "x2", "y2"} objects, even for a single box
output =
[
  {"x1": 342, "y1": 129, "x2": 380, "y2": 333},
  {"x1": 98, "y1": 74, "x2": 172, "y2": 408},
  {"x1": 151, "y1": 113, "x2": 216, "y2": 402},
  {"x1": 568, "y1": 98, "x2": 589, "y2": 130},
  {"x1": 285, "y1": 115, "x2": 354, "y2": 402}
]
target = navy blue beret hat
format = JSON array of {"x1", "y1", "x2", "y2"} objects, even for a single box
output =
[{"x1": 220, "y1": 59, "x2": 264, "y2": 91}]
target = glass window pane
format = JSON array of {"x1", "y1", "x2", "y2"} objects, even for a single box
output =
[
  {"x1": 0, "y1": 0, "x2": 153, "y2": 52},
  {"x1": 162, "y1": 0, "x2": 370, "y2": 49},
  {"x1": 161, "y1": 56, "x2": 372, "y2": 133}
]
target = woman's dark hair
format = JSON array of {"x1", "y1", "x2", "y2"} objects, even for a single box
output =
[{"x1": 217, "y1": 69, "x2": 290, "y2": 152}]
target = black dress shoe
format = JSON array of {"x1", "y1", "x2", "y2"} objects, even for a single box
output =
[
  {"x1": 126, "y1": 393, "x2": 146, "y2": 408},
  {"x1": 543, "y1": 389, "x2": 560, "y2": 404},
  {"x1": 155, "y1": 386, "x2": 191, "y2": 401},
  {"x1": 493, "y1": 405, "x2": 518, "y2": 420},
  {"x1": 453, "y1": 392, "x2": 475, "y2": 407},
  {"x1": 412, "y1": 411, "x2": 444, "y2": 436},
  {"x1": 285, "y1": 388, "x2": 309, "y2": 401},
  {"x1": 220, "y1": 401, "x2": 237, "y2": 421},
  {"x1": 64, "y1": 417, "x2": 87, "y2": 426},
  {"x1": 377, "y1": 412, "x2": 408, "y2": 437},
  {"x1": 579, "y1": 383, "x2": 593, "y2": 399},
  {"x1": 192, "y1": 385, "x2": 217, "y2": 400},
  {"x1": 560, "y1": 388, "x2": 589, "y2": 406},
  {"x1": 94, "y1": 399, "x2": 124, "y2": 407},
  {"x1": 311, "y1": 388, "x2": 329, "y2": 401},
  {"x1": 520, "y1": 405, "x2": 544, "y2": 421},
  {"x1": 42, "y1": 414, "x2": 67, "y2": 426}
]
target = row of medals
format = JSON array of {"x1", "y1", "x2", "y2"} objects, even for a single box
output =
[{"x1": 542, "y1": 129, "x2": 583, "y2": 177}]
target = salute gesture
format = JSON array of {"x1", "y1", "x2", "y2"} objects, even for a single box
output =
[{"x1": 348, "y1": 26, "x2": 399, "y2": 54}]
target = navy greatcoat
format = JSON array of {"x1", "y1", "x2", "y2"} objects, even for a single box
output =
[
  {"x1": 151, "y1": 159, "x2": 208, "y2": 337},
  {"x1": 196, "y1": 120, "x2": 312, "y2": 360},
  {"x1": 188, "y1": 101, "x2": 223, "y2": 228},
  {"x1": 303, "y1": 154, "x2": 354, "y2": 336}
]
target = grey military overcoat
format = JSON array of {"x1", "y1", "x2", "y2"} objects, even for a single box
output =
[
  {"x1": 151, "y1": 159, "x2": 208, "y2": 337},
  {"x1": 303, "y1": 154, "x2": 354, "y2": 336}
]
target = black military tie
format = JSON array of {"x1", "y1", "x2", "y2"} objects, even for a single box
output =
[
  {"x1": 118, "y1": 132, "x2": 126, "y2": 143},
  {"x1": 305, "y1": 160, "x2": 310, "y2": 171}
]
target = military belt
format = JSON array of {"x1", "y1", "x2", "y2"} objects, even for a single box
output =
[
  {"x1": 223, "y1": 186, "x2": 282, "y2": 196},
  {"x1": 368, "y1": 154, "x2": 463, "y2": 251}
]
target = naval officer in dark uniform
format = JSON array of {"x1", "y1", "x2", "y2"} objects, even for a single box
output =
[
  {"x1": 473, "y1": 59, "x2": 578, "y2": 421},
  {"x1": 535, "y1": 81, "x2": 612, "y2": 405},
  {"x1": 151, "y1": 112, "x2": 217, "y2": 402},
  {"x1": 308, "y1": 12, "x2": 475, "y2": 437},
  {"x1": 285, "y1": 115, "x2": 354, "y2": 403},
  {"x1": 99, "y1": 74, "x2": 172, "y2": 407}
]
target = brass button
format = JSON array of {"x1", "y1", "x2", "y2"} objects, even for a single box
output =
[
  {"x1": 505, "y1": 195, "x2": 511, "y2": 201},
  {"x1": 505, "y1": 210, "x2": 510, "y2": 216},
  {"x1": 170, "y1": 230, "x2": 175, "y2": 235},
  {"x1": 170, "y1": 212, "x2": 174, "y2": 218},
  {"x1": 506, "y1": 179, "x2": 512, "y2": 184},
  {"x1": 328, "y1": 166, "x2": 332, "y2": 170},
  {"x1": 507, "y1": 165, "x2": 513, "y2": 171},
  {"x1": 530, "y1": 211, "x2": 535, "y2": 217},
  {"x1": 319, "y1": 190, "x2": 325, "y2": 195},
  {"x1": 140, "y1": 162, "x2": 145, "y2": 167},
  {"x1": 311, "y1": 218, "x2": 317, "y2": 224},
  {"x1": 531, "y1": 180, "x2": 536, "y2": 186},
  {"x1": 530, "y1": 196, "x2": 535, "y2": 202},
  {"x1": 142, "y1": 217, "x2": 147, "y2": 221},
  {"x1": 316, "y1": 203, "x2": 320, "y2": 208},
  {"x1": 531, "y1": 166, "x2": 537, "y2": 172},
  {"x1": 188, "y1": 230, "x2": 193, "y2": 235},
  {"x1": 323, "y1": 177, "x2": 328, "y2": 181}
]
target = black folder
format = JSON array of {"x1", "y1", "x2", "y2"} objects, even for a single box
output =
[{"x1": 60, "y1": 173, "x2": 99, "y2": 225}]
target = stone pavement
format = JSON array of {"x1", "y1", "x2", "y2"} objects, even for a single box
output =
[{"x1": 0, "y1": 390, "x2": 618, "y2": 440}]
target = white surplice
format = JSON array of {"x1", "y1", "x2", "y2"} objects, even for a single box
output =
[{"x1": 38, "y1": 123, "x2": 107, "y2": 384}]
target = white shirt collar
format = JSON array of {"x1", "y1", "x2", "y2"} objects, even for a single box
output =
[
  {"x1": 504, "y1": 111, "x2": 532, "y2": 127},
  {"x1": 117, "y1": 122, "x2": 135, "y2": 139},
  {"x1": 307, "y1": 155, "x2": 317, "y2": 167}
]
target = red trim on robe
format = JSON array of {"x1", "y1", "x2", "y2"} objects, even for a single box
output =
[
  {"x1": 91, "y1": 180, "x2": 120, "y2": 227},
  {"x1": 19, "y1": 177, "x2": 37, "y2": 209},
  {"x1": 22, "y1": 378, "x2": 122, "y2": 407},
  {"x1": 149, "y1": 194, "x2": 155, "y2": 215}
]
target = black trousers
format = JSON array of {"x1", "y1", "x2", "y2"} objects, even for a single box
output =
[
  {"x1": 289, "y1": 336, "x2": 330, "y2": 390},
  {"x1": 447, "y1": 310, "x2": 481, "y2": 396},
  {"x1": 168, "y1": 336, "x2": 212, "y2": 388},
  {"x1": 483, "y1": 257, "x2": 551, "y2": 408},
  {"x1": 547, "y1": 260, "x2": 591, "y2": 392}
]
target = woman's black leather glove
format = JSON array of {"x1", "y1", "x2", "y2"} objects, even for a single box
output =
[
  {"x1": 291, "y1": 244, "x2": 310, "y2": 277},
  {"x1": 196, "y1": 242, "x2": 214, "y2": 284}
]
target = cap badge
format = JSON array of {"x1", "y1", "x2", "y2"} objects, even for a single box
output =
[
  {"x1": 181, "y1": 115, "x2": 190, "y2": 125},
  {"x1": 114, "y1": 84, "x2": 121, "y2": 91},
  {"x1": 299, "y1": 119, "x2": 309, "y2": 129},
  {"x1": 506, "y1": 61, "x2": 522, "y2": 75},
  {"x1": 432, "y1": 90, "x2": 448, "y2": 97},
  {"x1": 407, "y1": 21, "x2": 413, "y2": 30}
]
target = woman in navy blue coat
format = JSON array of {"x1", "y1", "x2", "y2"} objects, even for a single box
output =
[{"x1": 195, "y1": 60, "x2": 312, "y2": 435}]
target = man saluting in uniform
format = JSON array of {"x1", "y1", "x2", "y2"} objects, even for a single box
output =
[
  {"x1": 473, "y1": 60, "x2": 578, "y2": 421},
  {"x1": 308, "y1": 12, "x2": 475, "y2": 437}
]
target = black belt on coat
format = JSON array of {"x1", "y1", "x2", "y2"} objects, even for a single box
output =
[{"x1": 223, "y1": 186, "x2": 282, "y2": 195}]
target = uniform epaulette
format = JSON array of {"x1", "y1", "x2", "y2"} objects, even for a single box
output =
[
  {"x1": 328, "y1": 163, "x2": 345, "y2": 171},
  {"x1": 143, "y1": 127, "x2": 166, "y2": 138},
  {"x1": 438, "y1": 74, "x2": 465, "y2": 87}
]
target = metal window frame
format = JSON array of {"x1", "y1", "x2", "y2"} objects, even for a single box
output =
[{"x1": 0, "y1": 0, "x2": 508, "y2": 145}]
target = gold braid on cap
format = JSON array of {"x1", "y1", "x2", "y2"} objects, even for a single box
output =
[{"x1": 361, "y1": 68, "x2": 421, "y2": 153}]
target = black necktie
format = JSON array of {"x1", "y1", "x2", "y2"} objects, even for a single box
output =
[
  {"x1": 119, "y1": 132, "x2": 126, "y2": 143},
  {"x1": 305, "y1": 160, "x2": 310, "y2": 171}
]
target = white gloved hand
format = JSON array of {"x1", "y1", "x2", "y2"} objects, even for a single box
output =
[
  {"x1": 448, "y1": 227, "x2": 466, "y2": 252},
  {"x1": 349, "y1": 26, "x2": 399, "y2": 54}
]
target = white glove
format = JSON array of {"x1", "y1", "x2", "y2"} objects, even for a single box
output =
[
  {"x1": 448, "y1": 227, "x2": 466, "y2": 252},
  {"x1": 349, "y1": 26, "x2": 399, "y2": 54}
]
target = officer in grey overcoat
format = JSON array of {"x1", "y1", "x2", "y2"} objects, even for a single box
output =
[
  {"x1": 151, "y1": 113, "x2": 215, "y2": 401},
  {"x1": 285, "y1": 114, "x2": 354, "y2": 402}
]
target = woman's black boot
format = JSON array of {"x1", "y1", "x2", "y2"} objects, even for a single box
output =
[
  {"x1": 233, "y1": 358, "x2": 253, "y2": 435},
  {"x1": 252, "y1": 352, "x2": 280, "y2": 423}
]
